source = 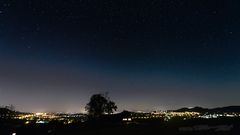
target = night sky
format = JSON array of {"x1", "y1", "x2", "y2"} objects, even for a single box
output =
[{"x1": 0, "y1": 0, "x2": 240, "y2": 113}]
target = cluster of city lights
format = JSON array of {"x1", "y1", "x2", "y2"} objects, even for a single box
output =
[
  {"x1": 122, "y1": 111, "x2": 240, "y2": 122},
  {"x1": 13, "y1": 112, "x2": 86, "y2": 125},
  {"x1": 3, "y1": 110, "x2": 240, "y2": 124}
]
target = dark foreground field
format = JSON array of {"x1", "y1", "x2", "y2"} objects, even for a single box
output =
[{"x1": 1, "y1": 118, "x2": 240, "y2": 135}]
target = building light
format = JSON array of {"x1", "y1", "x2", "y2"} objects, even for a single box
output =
[
  {"x1": 35, "y1": 113, "x2": 44, "y2": 116},
  {"x1": 122, "y1": 118, "x2": 132, "y2": 121},
  {"x1": 122, "y1": 118, "x2": 128, "y2": 121},
  {"x1": 36, "y1": 120, "x2": 48, "y2": 124}
]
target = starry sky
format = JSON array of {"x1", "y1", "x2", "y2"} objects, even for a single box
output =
[{"x1": 0, "y1": 0, "x2": 240, "y2": 113}]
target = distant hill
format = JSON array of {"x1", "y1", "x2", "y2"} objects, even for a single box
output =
[
  {"x1": 211, "y1": 106, "x2": 240, "y2": 113},
  {"x1": 174, "y1": 106, "x2": 240, "y2": 113},
  {"x1": 175, "y1": 107, "x2": 208, "y2": 113}
]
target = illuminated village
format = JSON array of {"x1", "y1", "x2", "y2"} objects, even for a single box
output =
[{"x1": 2, "y1": 107, "x2": 240, "y2": 125}]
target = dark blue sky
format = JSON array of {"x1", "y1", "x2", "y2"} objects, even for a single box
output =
[{"x1": 0, "y1": 0, "x2": 240, "y2": 112}]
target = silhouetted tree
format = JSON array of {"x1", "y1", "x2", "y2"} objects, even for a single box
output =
[
  {"x1": 85, "y1": 93, "x2": 117, "y2": 117},
  {"x1": 0, "y1": 105, "x2": 16, "y2": 119},
  {"x1": 5, "y1": 104, "x2": 15, "y2": 111},
  {"x1": 105, "y1": 101, "x2": 117, "y2": 114}
]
